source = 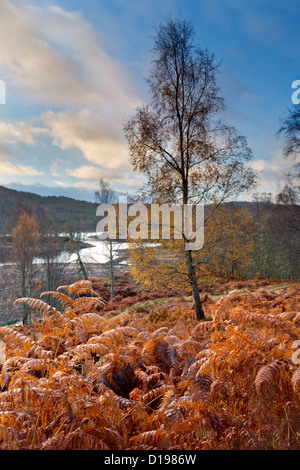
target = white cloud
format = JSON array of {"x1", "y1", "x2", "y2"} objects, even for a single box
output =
[
  {"x1": 65, "y1": 164, "x2": 143, "y2": 190},
  {"x1": 0, "y1": 1, "x2": 145, "y2": 193},
  {"x1": 67, "y1": 165, "x2": 107, "y2": 181},
  {"x1": 0, "y1": 121, "x2": 46, "y2": 144},
  {"x1": 0, "y1": 0, "x2": 142, "y2": 109},
  {"x1": 249, "y1": 159, "x2": 267, "y2": 173},
  {"x1": 0, "y1": 1, "x2": 94, "y2": 106},
  {"x1": 0, "y1": 161, "x2": 43, "y2": 176},
  {"x1": 0, "y1": 120, "x2": 46, "y2": 176},
  {"x1": 43, "y1": 109, "x2": 131, "y2": 172},
  {"x1": 249, "y1": 147, "x2": 293, "y2": 195}
]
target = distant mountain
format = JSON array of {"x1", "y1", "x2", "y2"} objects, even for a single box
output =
[
  {"x1": 4, "y1": 182, "x2": 97, "y2": 202},
  {"x1": 1, "y1": 183, "x2": 298, "y2": 235},
  {"x1": 0, "y1": 185, "x2": 98, "y2": 231}
]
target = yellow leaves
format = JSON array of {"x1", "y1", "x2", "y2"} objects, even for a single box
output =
[
  {"x1": 11, "y1": 213, "x2": 40, "y2": 257},
  {"x1": 128, "y1": 203, "x2": 255, "y2": 294},
  {"x1": 197, "y1": 203, "x2": 255, "y2": 280}
]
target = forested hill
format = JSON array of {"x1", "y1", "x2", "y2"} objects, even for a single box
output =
[{"x1": 0, "y1": 185, "x2": 98, "y2": 231}]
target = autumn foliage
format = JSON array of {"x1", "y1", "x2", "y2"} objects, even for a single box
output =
[
  {"x1": 129, "y1": 204, "x2": 255, "y2": 292},
  {"x1": 0, "y1": 274, "x2": 299, "y2": 450}
]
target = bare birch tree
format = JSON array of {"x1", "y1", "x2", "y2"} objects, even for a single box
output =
[
  {"x1": 95, "y1": 178, "x2": 120, "y2": 298},
  {"x1": 124, "y1": 17, "x2": 256, "y2": 320}
]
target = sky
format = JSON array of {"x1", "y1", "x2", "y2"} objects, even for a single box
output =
[{"x1": 0, "y1": 0, "x2": 299, "y2": 202}]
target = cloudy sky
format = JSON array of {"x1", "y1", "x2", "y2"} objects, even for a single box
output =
[{"x1": 0, "y1": 0, "x2": 299, "y2": 201}]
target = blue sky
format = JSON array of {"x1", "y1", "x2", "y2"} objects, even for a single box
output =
[{"x1": 0, "y1": 0, "x2": 299, "y2": 201}]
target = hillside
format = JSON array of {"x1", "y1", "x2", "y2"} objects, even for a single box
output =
[
  {"x1": 0, "y1": 273, "x2": 299, "y2": 450},
  {"x1": 0, "y1": 185, "x2": 98, "y2": 231}
]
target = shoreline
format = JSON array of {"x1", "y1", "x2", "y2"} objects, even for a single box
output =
[{"x1": 0, "y1": 245, "x2": 129, "y2": 324}]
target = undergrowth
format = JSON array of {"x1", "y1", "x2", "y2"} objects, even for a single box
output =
[{"x1": 0, "y1": 275, "x2": 300, "y2": 450}]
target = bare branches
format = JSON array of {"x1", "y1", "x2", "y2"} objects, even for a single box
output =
[{"x1": 123, "y1": 17, "x2": 257, "y2": 321}]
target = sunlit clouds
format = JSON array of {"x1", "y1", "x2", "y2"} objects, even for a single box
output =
[
  {"x1": 0, "y1": 0, "x2": 144, "y2": 194},
  {"x1": 0, "y1": 0, "x2": 298, "y2": 199},
  {"x1": 0, "y1": 1, "x2": 140, "y2": 109}
]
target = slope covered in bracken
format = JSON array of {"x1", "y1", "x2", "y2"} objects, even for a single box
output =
[{"x1": 0, "y1": 274, "x2": 300, "y2": 450}]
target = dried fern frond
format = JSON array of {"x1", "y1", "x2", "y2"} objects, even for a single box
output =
[
  {"x1": 211, "y1": 296, "x2": 233, "y2": 321},
  {"x1": 82, "y1": 315, "x2": 107, "y2": 336},
  {"x1": 255, "y1": 359, "x2": 291, "y2": 396},
  {"x1": 0, "y1": 423, "x2": 17, "y2": 449},
  {"x1": 141, "y1": 337, "x2": 179, "y2": 376},
  {"x1": 43, "y1": 428, "x2": 110, "y2": 450},
  {"x1": 148, "y1": 327, "x2": 169, "y2": 340},
  {"x1": 55, "y1": 343, "x2": 94, "y2": 368},
  {"x1": 231, "y1": 308, "x2": 299, "y2": 340},
  {"x1": 99, "y1": 327, "x2": 138, "y2": 350},
  {"x1": 0, "y1": 326, "x2": 53, "y2": 359},
  {"x1": 135, "y1": 369, "x2": 168, "y2": 391},
  {"x1": 100, "y1": 352, "x2": 139, "y2": 398},
  {"x1": 40, "y1": 310, "x2": 67, "y2": 334},
  {"x1": 74, "y1": 288, "x2": 104, "y2": 299},
  {"x1": 291, "y1": 368, "x2": 300, "y2": 395},
  {"x1": 57, "y1": 280, "x2": 93, "y2": 293},
  {"x1": 40, "y1": 291, "x2": 73, "y2": 311},
  {"x1": 190, "y1": 321, "x2": 217, "y2": 340},
  {"x1": 142, "y1": 384, "x2": 174, "y2": 407},
  {"x1": 19, "y1": 358, "x2": 50, "y2": 378},
  {"x1": 57, "y1": 280, "x2": 105, "y2": 302},
  {"x1": 194, "y1": 373, "x2": 213, "y2": 396},
  {"x1": 72, "y1": 297, "x2": 105, "y2": 310},
  {"x1": 129, "y1": 429, "x2": 174, "y2": 449},
  {"x1": 210, "y1": 378, "x2": 229, "y2": 402},
  {"x1": 14, "y1": 298, "x2": 61, "y2": 318},
  {"x1": 261, "y1": 424, "x2": 285, "y2": 450}
]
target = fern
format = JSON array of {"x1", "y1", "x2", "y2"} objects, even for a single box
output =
[
  {"x1": 57, "y1": 280, "x2": 105, "y2": 302},
  {"x1": 57, "y1": 279, "x2": 93, "y2": 293},
  {"x1": 291, "y1": 368, "x2": 300, "y2": 395},
  {"x1": 40, "y1": 291, "x2": 73, "y2": 311},
  {"x1": 14, "y1": 298, "x2": 61, "y2": 318},
  {"x1": 255, "y1": 359, "x2": 291, "y2": 396},
  {"x1": 1, "y1": 280, "x2": 299, "y2": 450},
  {"x1": 0, "y1": 326, "x2": 53, "y2": 359},
  {"x1": 99, "y1": 326, "x2": 138, "y2": 349},
  {"x1": 142, "y1": 384, "x2": 174, "y2": 407},
  {"x1": 72, "y1": 297, "x2": 104, "y2": 311},
  {"x1": 129, "y1": 429, "x2": 174, "y2": 449}
]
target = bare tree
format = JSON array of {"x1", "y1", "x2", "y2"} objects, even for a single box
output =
[
  {"x1": 101, "y1": 240, "x2": 123, "y2": 299},
  {"x1": 95, "y1": 178, "x2": 115, "y2": 205},
  {"x1": 63, "y1": 223, "x2": 89, "y2": 280},
  {"x1": 276, "y1": 104, "x2": 300, "y2": 231},
  {"x1": 39, "y1": 221, "x2": 70, "y2": 291},
  {"x1": 95, "y1": 179, "x2": 121, "y2": 298},
  {"x1": 277, "y1": 104, "x2": 300, "y2": 200},
  {"x1": 278, "y1": 105, "x2": 300, "y2": 158},
  {"x1": 124, "y1": 17, "x2": 256, "y2": 320}
]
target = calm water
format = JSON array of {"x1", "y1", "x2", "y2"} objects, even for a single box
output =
[
  {"x1": 0, "y1": 233, "x2": 128, "y2": 267},
  {"x1": 34, "y1": 232, "x2": 129, "y2": 265}
]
